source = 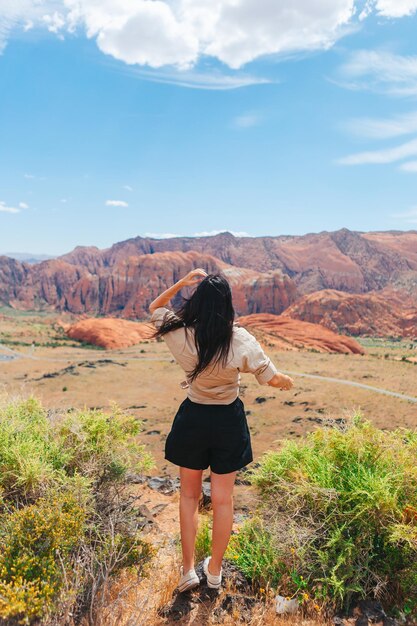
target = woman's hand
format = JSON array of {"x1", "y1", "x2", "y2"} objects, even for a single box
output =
[
  {"x1": 267, "y1": 373, "x2": 294, "y2": 390},
  {"x1": 149, "y1": 268, "x2": 208, "y2": 313},
  {"x1": 180, "y1": 268, "x2": 208, "y2": 287}
]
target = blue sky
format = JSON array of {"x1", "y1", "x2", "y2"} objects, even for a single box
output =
[{"x1": 1, "y1": 1, "x2": 417, "y2": 255}]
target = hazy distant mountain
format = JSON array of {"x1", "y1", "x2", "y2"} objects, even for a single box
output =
[{"x1": 3, "y1": 252, "x2": 55, "y2": 264}]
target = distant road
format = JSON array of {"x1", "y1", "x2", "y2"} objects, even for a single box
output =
[
  {"x1": 1, "y1": 343, "x2": 416, "y2": 404},
  {"x1": 281, "y1": 370, "x2": 417, "y2": 404}
]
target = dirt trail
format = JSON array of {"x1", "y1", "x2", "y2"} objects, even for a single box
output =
[
  {"x1": 92, "y1": 481, "x2": 280, "y2": 626},
  {"x1": 281, "y1": 369, "x2": 417, "y2": 404}
]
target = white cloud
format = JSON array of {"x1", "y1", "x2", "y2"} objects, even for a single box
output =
[
  {"x1": 338, "y1": 137, "x2": 417, "y2": 165},
  {"x1": 42, "y1": 11, "x2": 65, "y2": 34},
  {"x1": 143, "y1": 230, "x2": 250, "y2": 238},
  {"x1": 344, "y1": 111, "x2": 417, "y2": 139},
  {"x1": 399, "y1": 160, "x2": 417, "y2": 172},
  {"x1": 338, "y1": 50, "x2": 417, "y2": 96},
  {"x1": 91, "y1": 2, "x2": 199, "y2": 70},
  {"x1": 19, "y1": 202, "x2": 29, "y2": 209},
  {"x1": 358, "y1": 1, "x2": 374, "y2": 20},
  {"x1": 23, "y1": 172, "x2": 46, "y2": 180},
  {"x1": 0, "y1": 0, "x2": 394, "y2": 72},
  {"x1": 123, "y1": 185, "x2": 133, "y2": 192},
  {"x1": 2, "y1": 1, "x2": 417, "y2": 78},
  {"x1": 105, "y1": 199, "x2": 128, "y2": 207},
  {"x1": 193, "y1": 230, "x2": 250, "y2": 237},
  {"x1": 183, "y1": 0, "x2": 357, "y2": 69},
  {"x1": 0, "y1": 0, "x2": 61, "y2": 51},
  {"x1": 233, "y1": 113, "x2": 261, "y2": 128},
  {"x1": 126, "y1": 67, "x2": 271, "y2": 89},
  {"x1": 338, "y1": 52, "x2": 417, "y2": 172},
  {"x1": 143, "y1": 232, "x2": 182, "y2": 239},
  {"x1": 374, "y1": 0, "x2": 417, "y2": 17},
  {"x1": 0, "y1": 201, "x2": 20, "y2": 214},
  {"x1": 391, "y1": 207, "x2": 417, "y2": 223},
  {"x1": 59, "y1": 0, "x2": 360, "y2": 70}
]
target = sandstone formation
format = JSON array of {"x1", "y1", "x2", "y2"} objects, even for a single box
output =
[
  {"x1": 59, "y1": 228, "x2": 417, "y2": 294},
  {"x1": 1, "y1": 230, "x2": 416, "y2": 339},
  {"x1": 66, "y1": 318, "x2": 155, "y2": 349},
  {"x1": 65, "y1": 312, "x2": 365, "y2": 354},
  {"x1": 283, "y1": 290, "x2": 417, "y2": 339},
  {"x1": 0, "y1": 250, "x2": 296, "y2": 319},
  {"x1": 237, "y1": 313, "x2": 365, "y2": 355}
]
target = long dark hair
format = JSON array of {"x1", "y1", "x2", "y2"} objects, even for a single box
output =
[{"x1": 150, "y1": 272, "x2": 235, "y2": 382}]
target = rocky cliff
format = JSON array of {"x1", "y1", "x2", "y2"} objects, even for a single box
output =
[
  {"x1": 56, "y1": 228, "x2": 417, "y2": 294},
  {"x1": 1, "y1": 229, "x2": 416, "y2": 332},
  {"x1": 236, "y1": 313, "x2": 365, "y2": 354},
  {"x1": 0, "y1": 250, "x2": 297, "y2": 318},
  {"x1": 64, "y1": 312, "x2": 364, "y2": 354},
  {"x1": 283, "y1": 289, "x2": 417, "y2": 339}
]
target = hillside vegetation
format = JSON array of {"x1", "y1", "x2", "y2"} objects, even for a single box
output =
[
  {"x1": 1, "y1": 396, "x2": 417, "y2": 624},
  {"x1": 0, "y1": 396, "x2": 155, "y2": 625},
  {"x1": 225, "y1": 414, "x2": 417, "y2": 618}
]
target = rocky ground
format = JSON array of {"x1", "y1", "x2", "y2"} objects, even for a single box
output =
[{"x1": 87, "y1": 473, "x2": 415, "y2": 626}]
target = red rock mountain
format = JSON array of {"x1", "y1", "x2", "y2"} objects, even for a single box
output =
[
  {"x1": 283, "y1": 289, "x2": 417, "y2": 339},
  {"x1": 64, "y1": 313, "x2": 364, "y2": 354},
  {"x1": 66, "y1": 318, "x2": 155, "y2": 349},
  {"x1": 59, "y1": 228, "x2": 417, "y2": 294},
  {"x1": 1, "y1": 250, "x2": 296, "y2": 318},
  {"x1": 237, "y1": 313, "x2": 365, "y2": 354},
  {"x1": 1, "y1": 229, "x2": 416, "y2": 337}
]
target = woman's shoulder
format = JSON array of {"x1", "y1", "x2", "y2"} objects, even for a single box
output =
[
  {"x1": 150, "y1": 306, "x2": 184, "y2": 331},
  {"x1": 232, "y1": 324, "x2": 255, "y2": 342}
]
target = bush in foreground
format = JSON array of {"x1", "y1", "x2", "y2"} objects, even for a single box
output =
[
  {"x1": 0, "y1": 396, "x2": 155, "y2": 625},
  {"x1": 226, "y1": 413, "x2": 417, "y2": 617}
]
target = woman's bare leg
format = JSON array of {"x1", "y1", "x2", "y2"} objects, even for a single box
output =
[
  {"x1": 179, "y1": 467, "x2": 203, "y2": 572},
  {"x1": 209, "y1": 470, "x2": 237, "y2": 576}
]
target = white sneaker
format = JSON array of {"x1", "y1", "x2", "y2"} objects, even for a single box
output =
[
  {"x1": 177, "y1": 565, "x2": 200, "y2": 593},
  {"x1": 203, "y1": 556, "x2": 222, "y2": 589}
]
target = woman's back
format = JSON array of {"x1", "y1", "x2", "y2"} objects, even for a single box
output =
[{"x1": 150, "y1": 306, "x2": 279, "y2": 404}]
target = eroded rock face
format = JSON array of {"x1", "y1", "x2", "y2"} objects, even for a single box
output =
[
  {"x1": 283, "y1": 289, "x2": 417, "y2": 339},
  {"x1": 0, "y1": 256, "x2": 28, "y2": 303},
  {"x1": 65, "y1": 309, "x2": 365, "y2": 354},
  {"x1": 1, "y1": 229, "x2": 416, "y2": 328},
  {"x1": 0, "y1": 250, "x2": 297, "y2": 318},
  {"x1": 66, "y1": 318, "x2": 155, "y2": 349},
  {"x1": 60, "y1": 228, "x2": 417, "y2": 294},
  {"x1": 237, "y1": 313, "x2": 365, "y2": 354}
]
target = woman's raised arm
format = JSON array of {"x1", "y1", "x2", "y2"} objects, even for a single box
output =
[{"x1": 148, "y1": 268, "x2": 208, "y2": 314}]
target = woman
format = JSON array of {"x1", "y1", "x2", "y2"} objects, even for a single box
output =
[{"x1": 149, "y1": 268, "x2": 294, "y2": 593}]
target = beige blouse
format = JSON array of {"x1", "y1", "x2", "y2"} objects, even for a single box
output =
[{"x1": 150, "y1": 306, "x2": 279, "y2": 405}]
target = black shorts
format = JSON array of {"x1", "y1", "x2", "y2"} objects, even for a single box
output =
[{"x1": 164, "y1": 396, "x2": 253, "y2": 474}]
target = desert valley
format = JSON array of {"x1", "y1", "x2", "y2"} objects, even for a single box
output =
[
  {"x1": 1, "y1": 228, "x2": 416, "y2": 624},
  {"x1": 1, "y1": 227, "x2": 416, "y2": 468}
]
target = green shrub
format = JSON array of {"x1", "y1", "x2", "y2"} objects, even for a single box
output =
[
  {"x1": 194, "y1": 514, "x2": 212, "y2": 563},
  {"x1": 225, "y1": 515, "x2": 285, "y2": 590},
  {"x1": 56, "y1": 402, "x2": 154, "y2": 482},
  {"x1": 0, "y1": 486, "x2": 86, "y2": 624},
  {"x1": 0, "y1": 396, "x2": 68, "y2": 500},
  {"x1": 243, "y1": 413, "x2": 417, "y2": 615},
  {"x1": 0, "y1": 396, "x2": 156, "y2": 624}
]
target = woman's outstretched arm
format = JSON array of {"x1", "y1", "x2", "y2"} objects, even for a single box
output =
[
  {"x1": 267, "y1": 372, "x2": 294, "y2": 390},
  {"x1": 148, "y1": 268, "x2": 208, "y2": 314}
]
